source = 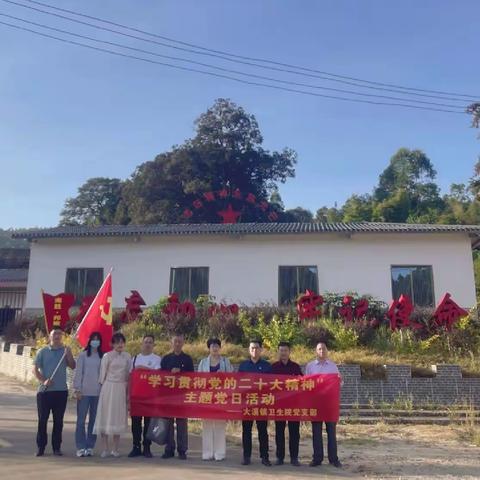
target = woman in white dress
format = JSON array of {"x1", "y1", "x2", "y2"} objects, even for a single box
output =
[
  {"x1": 93, "y1": 332, "x2": 131, "y2": 457},
  {"x1": 197, "y1": 338, "x2": 233, "y2": 461}
]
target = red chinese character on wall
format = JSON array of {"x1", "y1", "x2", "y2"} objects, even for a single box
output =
[
  {"x1": 217, "y1": 188, "x2": 229, "y2": 199},
  {"x1": 232, "y1": 188, "x2": 242, "y2": 200},
  {"x1": 297, "y1": 290, "x2": 324, "y2": 320},
  {"x1": 338, "y1": 295, "x2": 354, "y2": 323},
  {"x1": 432, "y1": 293, "x2": 468, "y2": 331},
  {"x1": 245, "y1": 193, "x2": 256, "y2": 204},
  {"x1": 163, "y1": 293, "x2": 196, "y2": 319},
  {"x1": 208, "y1": 303, "x2": 239, "y2": 316},
  {"x1": 387, "y1": 294, "x2": 414, "y2": 330},
  {"x1": 182, "y1": 208, "x2": 193, "y2": 219},
  {"x1": 192, "y1": 199, "x2": 203, "y2": 209},
  {"x1": 121, "y1": 290, "x2": 146, "y2": 323},
  {"x1": 203, "y1": 191, "x2": 216, "y2": 202}
]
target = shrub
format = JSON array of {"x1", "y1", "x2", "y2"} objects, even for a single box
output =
[
  {"x1": 203, "y1": 313, "x2": 243, "y2": 343},
  {"x1": 315, "y1": 318, "x2": 359, "y2": 351},
  {"x1": 300, "y1": 321, "x2": 334, "y2": 348},
  {"x1": 239, "y1": 311, "x2": 302, "y2": 349}
]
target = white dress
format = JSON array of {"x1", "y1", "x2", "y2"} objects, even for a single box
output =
[{"x1": 93, "y1": 351, "x2": 131, "y2": 435}]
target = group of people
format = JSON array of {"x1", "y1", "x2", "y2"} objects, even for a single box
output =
[{"x1": 33, "y1": 327, "x2": 342, "y2": 468}]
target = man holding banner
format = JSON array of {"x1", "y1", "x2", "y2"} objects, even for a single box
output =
[
  {"x1": 305, "y1": 341, "x2": 342, "y2": 468},
  {"x1": 238, "y1": 339, "x2": 272, "y2": 467},
  {"x1": 33, "y1": 327, "x2": 76, "y2": 457}
]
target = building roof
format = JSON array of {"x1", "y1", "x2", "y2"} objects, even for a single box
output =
[{"x1": 11, "y1": 222, "x2": 480, "y2": 243}]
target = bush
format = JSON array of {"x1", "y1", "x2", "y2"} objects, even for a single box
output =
[
  {"x1": 300, "y1": 321, "x2": 334, "y2": 348},
  {"x1": 203, "y1": 313, "x2": 243, "y2": 343},
  {"x1": 239, "y1": 311, "x2": 302, "y2": 349},
  {"x1": 321, "y1": 292, "x2": 387, "y2": 321}
]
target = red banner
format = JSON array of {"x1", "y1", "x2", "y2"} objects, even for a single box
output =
[
  {"x1": 41, "y1": 291, "x2": 75, "y2": 333},
  {"x1": 130, "y1": 370, "x2": 340, "y2": 422}
]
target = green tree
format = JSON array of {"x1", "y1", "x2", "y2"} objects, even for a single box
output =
[
  {"x1": 315, "y1": 205, "x2": 343, "y2": 222},
  {"x1": 119, "y1": 99, "x2": 297, "y2": 224},
  {"x1": 342, "y1": 194, "x2": 373, "y2": 222},
  {"x1": 282, "y1": 207, "x2": 314, "y2": 222},
  {"x1": 60, "y1": 177, "x2": 123, "y2": 226},
  {"x1": 372, "y1": 148, "x2": 444, "y2": 222}
]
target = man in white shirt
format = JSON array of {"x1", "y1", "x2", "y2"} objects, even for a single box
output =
[{"x1": 128, "y1": 334, "x2": 161, "y2": 458}]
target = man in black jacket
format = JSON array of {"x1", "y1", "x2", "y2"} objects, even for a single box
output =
[{"x1": 160, "y1": 333, "x2": 194, "y2": 460}]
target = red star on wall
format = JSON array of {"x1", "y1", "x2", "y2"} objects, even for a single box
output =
[{"x1": 217, "y1": 203, "x2": 241, "y2": 224}]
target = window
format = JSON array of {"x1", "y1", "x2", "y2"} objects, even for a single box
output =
[
  {"x1": 65, "y1": 268, "x2": 104, "y2": 305},
  {"x1": 169, "y1": 267, "x2": 209, "y2": 302},
  {"x1": 278, "y1": 266, "x2": 318, "y2": 304},
  {"x1": 391, "y1": 265, "x2": 434, "y2": 307}
]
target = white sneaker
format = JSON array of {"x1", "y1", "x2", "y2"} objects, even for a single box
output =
[
  {"x1": 111, "y1": 450, "x2": 120, "y2": 458},
  {"x1": 85, "y1": 448, "x2": 93, "y2": 456},
  {"x1": 76, "y1": 449, "x2": 85, "y2": 457},
  {"x1": 100, "y1": 450, "x2": 109, "y2": 458}
]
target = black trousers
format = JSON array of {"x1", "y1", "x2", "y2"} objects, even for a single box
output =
[
  {"x1": 275, "y1": 421, "x2": 300, "y2": 461},
  {"x1": 242, "y1": 420, "x2": 269, "y2": 460},
  {"x1": 311, "y1": 421, "x2": 338, "y2": 463},
  {"x1": 165, "y1": 418, "x2": 188, "y2": 454},
  {"x1": 36, "y1": 390, "x2": 68, "y2": 451},
  {"x1": 131, "y1": 416, "x2": 151, "y2": 448}
]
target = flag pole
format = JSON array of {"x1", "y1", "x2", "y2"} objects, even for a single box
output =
[
  {"x1": 41, "y1": 289, "x2": 48, "y2": 333},
  {"x1": 39, "y1": 268, "x2": 113, "y2": 393}
]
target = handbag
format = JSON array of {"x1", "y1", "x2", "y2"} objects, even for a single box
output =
[{"x1": 146, "y1": 417, "x2": 169, "y2": 445}]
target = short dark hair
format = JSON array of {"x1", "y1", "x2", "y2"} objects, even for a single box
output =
[
  {"x1": 278, "y1": 341, "x2": 291, "y2": 349},
  {"x1": 172, "y1": 332, "x2": 184, "y2": 339},
  {"x1": 143, "y1": 334, "x2": 155, "y2": 341},
  {"x1": 111, "y1": 332, "x2": 126, "y2": 344},
  {"x1": 317, "y1": 339, "x2": 329, "y2": 349},
  {"x1": 249, "y1": 339, "x2": 263, "y2": 348},
  {"x1": 50, "y1": 327, "x2": 63, "y2": 333},
  {"x1": 207, "y1": 338, "x2": 221, "y2": 348}
]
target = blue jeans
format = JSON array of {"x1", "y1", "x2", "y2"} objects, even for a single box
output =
[{"x1": 75, "y1": 396, "x2": 99, "y2": 450}]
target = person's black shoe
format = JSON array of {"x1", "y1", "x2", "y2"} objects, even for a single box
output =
[
  {"x1": 35, "y1": 448, "x2": 45, "y2": 457},
  {"x1": 275, "y1": 458, "x2": 284, "y2": 466},
  {"x1": 261, "y1": 458, "x2": 272, "y2": 467},
  {"x1": 143, "y1": 446, "x2": 152, "y2": 458},
  {"x1": 290, "y1": 459, "x2": 301, "y2": 466},
  {"x1": 162, "y1": 451, "x2": 175, "y2": 459},
  {"x1": 52, "y1": 450, "x2": 63, "y2": 456},
  {"x1": 241, "y1": 457, "x2": 251, "y2": 465},
  {"x1": 309, "y1": 459, "x2": 322, "y2": 467},
  {"x1": 128, "y1": 446, "x2": 142, "y2": 458},
  {"x1": 178, "y1": 452, "x2": 187, "y2": 460},
  {"x1": 330, "y1": 460, "x2": 342, "y2": 468}
]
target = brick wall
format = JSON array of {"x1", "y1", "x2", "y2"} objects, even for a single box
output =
[{"x1": 1, "y1": 341, "x2": 479, "y2": 406}]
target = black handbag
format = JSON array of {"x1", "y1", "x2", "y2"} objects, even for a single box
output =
[{"x1": 146, "y1": 417, "x2": 169, "y2": 445}]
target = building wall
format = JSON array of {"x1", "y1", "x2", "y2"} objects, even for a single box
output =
[{"x1": 24, "y1": 232, "x2": 476, "y2": 308}]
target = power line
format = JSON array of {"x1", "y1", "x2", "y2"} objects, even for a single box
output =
[
  {"x1": 2, "y1": 0, "x2": 478, "y2": 103},
  {"x1": 20, "y1": 0, "x2": 480, "y2": 100},
  {"x1": 0, "y1": 19, "x2": 467, "y2": 115},
  {"x1": 0, "y1": 12, "x2": 467, "y2": 111}
]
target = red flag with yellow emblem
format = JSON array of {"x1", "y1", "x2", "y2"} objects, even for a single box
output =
[{"x1": 76, "y1": 272, "x2": 113, "y2": 351}]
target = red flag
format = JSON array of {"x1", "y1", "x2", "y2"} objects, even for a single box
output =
[
  {"x1": 76, "y1": 272, "x2": 113, "y2": 351},
  {"x1": 42, "y1": 291, "x2": 75, "y2": 333}
]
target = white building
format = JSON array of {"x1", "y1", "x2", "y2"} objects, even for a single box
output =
[{"x1": 13, "y1": 222, "x2": 480, "y2": 311}]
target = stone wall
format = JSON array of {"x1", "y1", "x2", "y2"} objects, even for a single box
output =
[{"x1": 1, "y1": 341, "x2": 479, "y2": 406}]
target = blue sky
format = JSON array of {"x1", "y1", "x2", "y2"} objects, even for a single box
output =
[{"x1": 1, "y1": 0, "x2": 479, "y2": 228}]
